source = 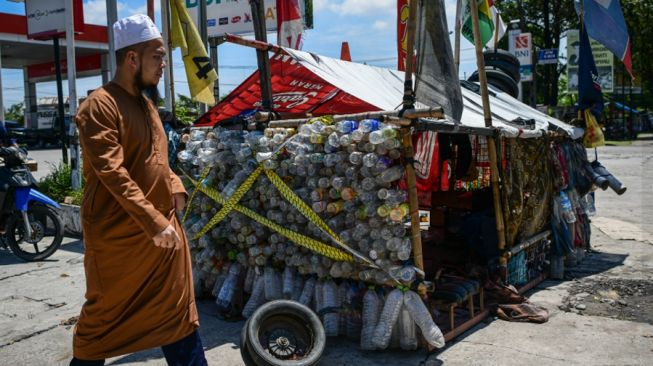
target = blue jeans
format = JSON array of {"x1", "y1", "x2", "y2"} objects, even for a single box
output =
[{"x1": 70, "y1": 330, "x2": 207, "y2": 366}]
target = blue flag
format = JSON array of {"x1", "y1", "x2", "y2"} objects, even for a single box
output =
[
  {"x1": 576, "y1": 0, "x2": 632, "y2": 76},
  {"x1": 577, "y1": 24, "x2": 604, "y2": 118}
]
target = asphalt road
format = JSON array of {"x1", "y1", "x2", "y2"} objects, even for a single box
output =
[{"x1": 1, "y1": 139, "x2": 652, "y2": 365}]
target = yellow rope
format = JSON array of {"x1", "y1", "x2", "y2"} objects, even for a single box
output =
[
  {"x1": 182, "y1": 166, "x2": 211, "y2": 224},
  {"x1": 182, "y1": 170, "x2": 354, "y2": 262},
  {"x1": 264, "y1": 168, "x2": 377, "y2": 268},
  {"x1": 193, "y1": 166, "x2": 263, "y2": 240}
]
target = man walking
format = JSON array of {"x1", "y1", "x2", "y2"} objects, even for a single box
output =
[{"x1": 71, "y1": 14, "x2": 206, "y2": 365}]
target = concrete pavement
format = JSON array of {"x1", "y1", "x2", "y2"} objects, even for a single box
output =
[{"x1": 1, "y1": 140, "x2": 651, "y2": 365}]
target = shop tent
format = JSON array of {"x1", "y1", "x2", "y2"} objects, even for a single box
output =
[{"x1": 196, "y1": 48, "x2": 582, "y2": 140}]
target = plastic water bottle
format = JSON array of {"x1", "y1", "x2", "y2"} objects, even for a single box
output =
[
  {"x1": 291, "y1": 274, "x2": 304, "y2": 302},
  {"x1": 211, "y1": 263, "x2": 231, "y2": 297},
  {"x1": 314, "y1": 280, "x2": 325, "y2": 314},
  {"x1": 323, "y1": 280, "x2": 339, "y2": 336},
  {"x1": 403, "y1": 290, "x2": 445, "y2": 349},
  {"x1": 377, "y1": 165, "x2": 404, "y2": 183},
  {"x1": 398, "y1": 303, "x2": 418, "y2": 350},
  {"x1": 338, "y1": 282, "x2": 349, "y2": 336},
  {"x1": 345, "y1": 285, "x2": 362, "y2": 340},
  {"x1": 264, "y1": 266, "x2": 282, "y2": 301},
  {"x1": 243, "y1": 266, "x2": 255, "y2": 293},
  {"x1": 299, "y1": 276, "x2": 316, "y2": 306},
  {"x1": 282, "y1": 266, "x2": 295, "y2": 299},
  {"x1": 336, "y1": 120, "x2": 358, "y2": 133},
  {"x1": 360, "y1": 288, "x2": 381, "y2": 350},
  {"x1": 558, "y1": 191, "x2": 577, "y2": 223},
  {"x1": 216, "y1": 263, "x2": 241, "y2": 311},
  {"x1": 359, "y1": 119, "x2": 380, "y2": 133},
  {"x1": 372, "y1": 289, "x2": 403, "y2": 349},
  {"x1": 242, "y1": 274, "x2": 265, "y2": 318}
]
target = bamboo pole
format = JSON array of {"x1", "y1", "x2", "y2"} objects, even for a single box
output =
[
  {"x1": 164, "y1": 0, "x2": 176, "y2": 115},
  {"x1": 469, "y1": 0, "x2": 507, "y2": 255},
  {"x1": 401, "y1": 128, "x2": 424, "y2": 274},
  {"x1": 400, "y1": 0, "x2": 425, "y2": 276},
  {"x1": 250, "y1": 0, "x2": 273, "y2": 111},
  {"x1": 263, "y1": 107, "x2": 444, "y2": 126},
  {"x1": 225, "y1": 33, "x2": 283, "y2": 54},
  {"x1": 402, "y1": 0, "x2": 417, "y2": 104}
]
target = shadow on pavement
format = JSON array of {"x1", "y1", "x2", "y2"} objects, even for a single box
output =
[
  {"x1": 58, "y1": 239, "x2": 85, "y2": 255},
  {"x1": 106, "y1": 300, "x2": 243, "y2": 365},
  {"x1": 563, "y1": 250, "x2": 628, "y2": 280}
]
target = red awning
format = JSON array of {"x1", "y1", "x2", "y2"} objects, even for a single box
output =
[{"x1": 195, "y1": 53, "x2": 378, "y2": 126}]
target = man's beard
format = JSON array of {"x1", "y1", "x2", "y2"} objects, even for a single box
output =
[{"x1": 135, "y1": 66, "x2": 161, "y2": 105}]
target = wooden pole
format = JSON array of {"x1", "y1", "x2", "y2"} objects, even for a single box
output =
[
  {"x1": 402, "y1": 0, "x2": 417, "y2": 104},
  {"x1": 164, "y1": 0, "x2": 176, "y2": 115},
  {"x1": 399, "y1": 0, "x2": 424, "y2": 276},
  {"x1": 249, "y1": 0, "x2": 274, "y2": 111},
  {"x1": 224, "y1": 33, "x2": 283, "y2": 54},
  {"x1": 469, "y1": 0, "x2": 507, "y2": 254},
  {"x1": 262, "y1": 107, "x2": 444, "y2": 126},
  {"x1": 454, "y1": 0, "x2": 462, "y2": 72}
]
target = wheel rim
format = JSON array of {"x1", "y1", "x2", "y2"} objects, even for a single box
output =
[
  {"x1": 257, "y1": 314, "x2": 313, "y2": 360},
  {"x1": 10, "y1": 209, "x2": 59, "y2": 257}
]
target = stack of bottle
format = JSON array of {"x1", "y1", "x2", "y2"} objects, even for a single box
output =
[{"x1": 177, "y1": 118, "x2": 444, "y2": 350}]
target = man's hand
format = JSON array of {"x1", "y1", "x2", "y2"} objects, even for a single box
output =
[
  {"x1": 172, "y1": 193, "x2": 186, "y2": 212},
  {"x1": 153, "y1": 224, "x2": 181, "y2": 250}
]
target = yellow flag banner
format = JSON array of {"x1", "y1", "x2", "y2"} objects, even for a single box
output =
[{"x1": 170, "y1": 0, "x2": 218, "y2": 105}]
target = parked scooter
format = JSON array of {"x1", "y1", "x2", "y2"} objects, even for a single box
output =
[{"x1": 0, "y1": 146, "x2": 64, "y2": 261}]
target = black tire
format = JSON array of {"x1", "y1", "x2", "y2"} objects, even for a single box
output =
[
  {"x1": 468, "y1": 68, "x2": 520, "y2": 98},
  {"x1": 6, "y1": 204, "x2": 64, "y2": 261},
  {"x1": 483, "y1": 49, "x2": 521, "y2": 82},
  {"x1": 241, "y1": 319, "x2": 258, "y2": 366},
  {"x1": 246, "y1": 300, "x2": 325, "y2": 366}
]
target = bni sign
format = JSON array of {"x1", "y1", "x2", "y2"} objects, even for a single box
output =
[{"x1": 513, "y1": 32, "x2": 533, "y2": 82}]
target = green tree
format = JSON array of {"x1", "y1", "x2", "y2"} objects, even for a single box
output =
[
  {"x1": 4, "y1": 102, "x2": 25, "y2": 124},
  {"x1": 496, "y1": 0, "x2": 578, "y2": 106},
  {"x1": 620, "y1": 0, "x2": 653, "y2": 110},
  {"x1": 174, "y1": 94, "x2": 199, "y2": 125}
]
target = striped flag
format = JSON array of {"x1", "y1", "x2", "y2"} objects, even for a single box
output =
[
  {"x1": 277, "y1": 0, "x2": 303, "y2": 50},
  {"x1": 576, "y1": 0, "x2": 633, "y2": 77},
  {"x1": 485, "y1": 0, "x2": 506, "y2": 49},
  {"x1": 460, "y1": 0, "x2": 495, "y2": 46}
]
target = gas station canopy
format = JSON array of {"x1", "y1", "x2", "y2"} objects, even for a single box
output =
[{"x1": 0, "y1": 12, "x2": 109, "y2": 82}]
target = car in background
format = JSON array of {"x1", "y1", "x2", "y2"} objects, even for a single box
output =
[{"x1": 3, "y1": 117, "x2": 70, "y2": 148}]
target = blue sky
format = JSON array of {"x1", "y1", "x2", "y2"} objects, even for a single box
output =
[{"x1": 0, "y1": 0, "x2": 483, "y2": 109}]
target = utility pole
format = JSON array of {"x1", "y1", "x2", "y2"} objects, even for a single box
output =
[{"x1": 250, "y1": 0, "x2": 273, "y2": 112}]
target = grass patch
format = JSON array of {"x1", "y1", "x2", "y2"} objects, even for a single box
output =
[{"x1": 604, "y1": 140, "x2": 633, "y2": 146}]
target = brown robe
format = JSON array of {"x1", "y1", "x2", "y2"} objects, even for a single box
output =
[{"x1": 73, "y1": 82, "x2": 198, "y2": 360}]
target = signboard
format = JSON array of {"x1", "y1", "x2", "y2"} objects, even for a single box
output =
[
  {"x1": 566, "y1": 29, "x2": 614, "y2": 93},
  {"x1": 513, "y1": 32, "x2": 532, "y2": 82},
  {"x1": 184, "y1": 0, "x2": 313, "y2": 37},
  {"x1": 25, "y1": 0, "x2": 84, "y2": 39},
  {"x1": 27, "y1": 54, "x2": 102, "y2": 82},
  {"x1": 537, "y1": 48, "x2": 558, "y2": 65}
]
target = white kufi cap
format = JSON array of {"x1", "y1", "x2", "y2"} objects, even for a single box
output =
[{"x1": 113, "y1": 14, "x2": 162, "y2": 51}]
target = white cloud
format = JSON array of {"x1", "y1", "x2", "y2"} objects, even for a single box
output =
[
  {"x1": 315, "y1": 0, "x2": 395, "y2": 16},
  {"x1": 83, "y1": 0, "x2": 160, "y2": 26},
  {"x1": 372, "y1": 20, "x2": 389, "y2": 31}
]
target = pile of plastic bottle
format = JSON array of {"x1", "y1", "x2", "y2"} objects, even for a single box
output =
[{"x1": 177, "y1": 117, "x2": 444, "y2": 350}]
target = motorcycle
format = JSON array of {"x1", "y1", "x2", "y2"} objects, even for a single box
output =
[{"x1": 0, "y1": 146, "x2": 64, "y2": 261}]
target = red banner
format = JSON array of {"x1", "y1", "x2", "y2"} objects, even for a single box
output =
[
  {"x1": 195, "y1": 53, "x2": 377, "y2": 126},
  {"x1": 397, "y1": 0, "x2": 409, "y2": 71}
]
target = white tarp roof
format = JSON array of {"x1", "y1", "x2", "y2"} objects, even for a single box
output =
[{"x1": 284, "y1": 48, "x2": 583, "y2": 139}]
